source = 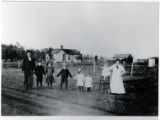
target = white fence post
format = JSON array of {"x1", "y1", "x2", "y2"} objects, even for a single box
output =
[
  {"x1": 93, "y1": 60, "x2": 96, "y2": 73},
  {"x1": 131, "y1": 61, "x2": 134, "y2": 76}
]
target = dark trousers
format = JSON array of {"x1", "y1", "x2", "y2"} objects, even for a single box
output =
[
  {"x1": 36, "y1": 76, "x2": 43, "y2": 88},
  {"x1": 78, "y1": 86, "x2": 84, "y2": 92},
  {"x1": 60, "y1": 78, "x2": 68, "y2": 90},
  {"x1": 46, "y1": 76, "x2": 54, "y2": 89},
  {"x1": 24, "y1": 71, "x2": 33, "y2": 90}
]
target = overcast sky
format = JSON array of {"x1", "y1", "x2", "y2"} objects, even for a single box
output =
[{"x1": 3, "y1": 2, "x2": 159, "y2": 59}]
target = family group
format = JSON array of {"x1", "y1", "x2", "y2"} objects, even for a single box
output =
[{"x1": 22, "y1": 50, "x2": 126, "y2": 94}]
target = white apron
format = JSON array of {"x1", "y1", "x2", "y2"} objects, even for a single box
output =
[{"x1": 109, "y1": 64, "x2": 126, "y2": 94}]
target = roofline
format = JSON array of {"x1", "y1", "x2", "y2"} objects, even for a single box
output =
[{"x1": 52, "y1": 49, "x2": 81, "y2": 55}]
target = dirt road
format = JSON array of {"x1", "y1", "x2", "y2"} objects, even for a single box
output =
[{"x1": 2, "y1": 87, "x2": 113, "y2": 116}]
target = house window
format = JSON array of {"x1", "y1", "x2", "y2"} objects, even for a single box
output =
[{"x1": 68, "y1": 55, "x2": 70, "y2": 60}]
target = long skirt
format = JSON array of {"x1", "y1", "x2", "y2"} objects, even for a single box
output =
[{"x1": 110, "y1": 74, "x2": 125, "y2": 94}]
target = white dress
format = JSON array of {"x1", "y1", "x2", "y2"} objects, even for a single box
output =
[
  {"x1": 84, "y1": 76, "x2": 93, "y2": 88},
  {"x1": 101, "y1": 67, "x2": 111, "y2": 79},
  {"x1": 109, "y1": 64, "x2": 126, "y2": 94},
  {"x1": 74, "y1": 74, "x2": 85, "y2": 87}
]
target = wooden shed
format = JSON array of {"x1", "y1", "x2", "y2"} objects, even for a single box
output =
[{"x1": 148, "y1": 57, "x2": 158, "y2": 67}]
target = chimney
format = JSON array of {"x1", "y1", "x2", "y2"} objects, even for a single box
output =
[{"x1": 61, "y1": 45, "x2": 63, "y2": 49}]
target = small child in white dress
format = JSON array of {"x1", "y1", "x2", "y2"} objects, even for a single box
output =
[
  {"x1": 101, "y1": 63, "x2": 111, "y2": 92},
  {"x1": 84, "y1": 72, "x2": 93, "y2": 92},
  {"x1": 101, "y1": 63, "x2": 111, "y2": 80},
  {"x1": 74, "y1": 68, "x2": 85, "y2": 92}
]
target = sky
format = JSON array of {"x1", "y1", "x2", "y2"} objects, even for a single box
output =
[{"x1": 2, "y1": 2, "x2": 159, "y2": 59}]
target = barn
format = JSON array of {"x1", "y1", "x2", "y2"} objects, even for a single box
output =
[
  {"x1": 113, "y1": 54, "x2": 133, "y2": 64},
  {"x1": 136, "y1": 59, "x2": 148, "y2": 65},
  {"x1": 51, "y1": 45, "x2": 82, "y2": 63}
]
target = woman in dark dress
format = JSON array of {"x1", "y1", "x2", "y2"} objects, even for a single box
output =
[{"x1": 22, "y1": 50, "x2": 35, "y2": 90}]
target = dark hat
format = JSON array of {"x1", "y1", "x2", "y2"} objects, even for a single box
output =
[
  {"x1": 115, "y1": 59, "x2": 120, "y2": 62},
  {"x1": 26, "y1": 50, "x2": 32, "y2": 54}
]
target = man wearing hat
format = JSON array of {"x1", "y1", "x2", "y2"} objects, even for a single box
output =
[
  {"x1": 56, "y1": 62, "x2": 72, "y2": 90},
  {"x1": 22, "y1": 50, "x2": 35, "y2": 90}
]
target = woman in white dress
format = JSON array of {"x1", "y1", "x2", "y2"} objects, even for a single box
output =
[
  {"x1": 74, "y1": 68, "x2": 85, "y2": 92},
  {"x1": 109, "y1": 59, "x2": 126, "y2": 94}
]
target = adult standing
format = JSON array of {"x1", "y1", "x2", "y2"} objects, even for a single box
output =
[
  {"x1": 22, "y1": 50, "x2": 35, "y2": 90},
  {"x1": 109, "y1": 59, "x2": 126, "y2": 94}
]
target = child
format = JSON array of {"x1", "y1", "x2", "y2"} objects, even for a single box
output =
[
  {"x1": 101, "y1": 63, "x2": 111, "y2": 80},
  {"x1": 84, "y1": 72, "x2": 93, "y2": 92},
  {"x1": 35, "y1": 60, "x2": 45, "y2": 89},
  {"x1": 56, "y1": 62, "x2": 72, "y2": 90},
  {"x1": 74, "y1": 68, "x2": 85, "y2": 92},
  {"x1": 46, "y1": 62, "x2": 55, "y2": 89},
  {"x1": 101, "y1": 63, "x2": 111, "y2": 92}
]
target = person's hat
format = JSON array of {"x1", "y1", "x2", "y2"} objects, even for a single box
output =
[
  {"x1": 26, "y1": 50, "x2": 32, "y2": 54},
  {"x1": 115, "y1": 59, "x2": 120, "y2": 61}
]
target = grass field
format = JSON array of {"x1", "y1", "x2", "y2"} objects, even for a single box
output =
[{"x1": 2, "y1": 62, "x2": 158, "y2": 115}]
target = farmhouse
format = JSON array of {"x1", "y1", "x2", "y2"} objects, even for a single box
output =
[
  {"x1": 52, "y1": 45, "x2": 82, "y2": 63},
  {"x1": 113, "y1": 54, "x2": 133, "y2": 64}
]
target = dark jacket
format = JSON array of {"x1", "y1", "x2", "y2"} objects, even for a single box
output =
[
  {"x1": 35, "y1": 65, "x2": 45, "y2": 77},
  {"x1": 57, "y1": 69, "x2": 72, "y2": 80},
  {"x1": 22, "y1": 57, "x2": 35, "y2": 73}
]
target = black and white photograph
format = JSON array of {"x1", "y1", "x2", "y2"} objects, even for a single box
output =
[{"x1": 1, "y1": 1, "x2": 159, "y2": 118}]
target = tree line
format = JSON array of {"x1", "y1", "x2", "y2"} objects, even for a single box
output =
[
  {"x1": 2, "y1": 43, "x2": 53, "y2": 62},
  {"x1": 2, "y1": 43, "x2": 101, "y2": 63}
]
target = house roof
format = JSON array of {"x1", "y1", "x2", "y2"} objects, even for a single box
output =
[
  {"x1": 137, "y1": 59, "x2": 148, "y2": 63},
  {"x1": 148, "y1": 57, "x2": 159, "y2": 59},
  {"x1": 52, "y1": 49, "x2": 81, "y2": 55},
  {"x1": 113, "y1": 54, "x2": 132, "y2": 59}
]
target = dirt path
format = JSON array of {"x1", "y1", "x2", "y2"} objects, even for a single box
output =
[{"x1": 2, "y1": 87, "x2": 113, "y2": 116}]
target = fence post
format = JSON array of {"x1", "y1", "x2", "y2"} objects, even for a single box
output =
[
  {"x1": 131, "y1": 62, "x2": 134, "y2": 76},
  {"x1": 93, "y1": 60, "x2": 96, "y2": 73},
  {"x1": 18, "y1": 60, "x2": 21, "y2": 69}
]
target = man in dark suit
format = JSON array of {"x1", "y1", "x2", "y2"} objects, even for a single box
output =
[
  {"x1": 56, "y1": 63, "x2": 72, "y2": 90},
  {"x1": 22, "y1": 50, "x2": 35, "y2": 90}
]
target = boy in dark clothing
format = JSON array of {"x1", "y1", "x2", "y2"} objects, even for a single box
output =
[
  {"x1": 35, "y1": 60, "x2": 45, "y2": 88},
  {"x1": 56, "y1": 63, "x2": 72, "y2": 90}
]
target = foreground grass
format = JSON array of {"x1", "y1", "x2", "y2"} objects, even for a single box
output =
[{"x1": 2, "y1": 66, "x2": 158, "y2": 116}]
